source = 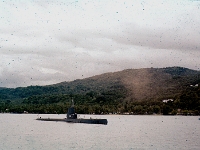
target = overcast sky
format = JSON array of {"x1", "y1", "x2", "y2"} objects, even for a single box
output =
[{"x1": 0, "y1": 0, "x2": 200, "y2": 88}]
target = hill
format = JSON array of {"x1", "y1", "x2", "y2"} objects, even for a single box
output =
[
  {"x1": 0, "y1": 67, "x2": 200, "y2": 114},
  {"x1": 53, "y1": 66, "x2": 200, "y2": 101}
]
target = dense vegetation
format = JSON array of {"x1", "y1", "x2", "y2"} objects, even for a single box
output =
[{"x1": 0, "y1": 67, "x2": 200, "y2": 115}]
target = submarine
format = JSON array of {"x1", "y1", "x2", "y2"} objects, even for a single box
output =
[{"x1": 36, "y1": 100, "x2": 108, "y2": 125}]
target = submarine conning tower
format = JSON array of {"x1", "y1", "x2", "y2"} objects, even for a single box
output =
[{"x1": 67, "y1": 99, "x2": 77, "y2": 119}]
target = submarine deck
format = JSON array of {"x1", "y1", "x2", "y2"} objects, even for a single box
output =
[{"x1": 36, "y1": 117, "x2": 108, "y2": 125}]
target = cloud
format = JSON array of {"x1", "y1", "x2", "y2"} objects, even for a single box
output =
[
  {"x1": 109, "y1": 24, "x2": 199, "y2": 51},
  {"x1": 0, "y1": 0, "x2": 200, "y2": 88}
]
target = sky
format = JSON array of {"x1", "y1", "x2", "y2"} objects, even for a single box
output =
[{"x1": 0, "y1": 0, "x2": 200, "y2": 88}]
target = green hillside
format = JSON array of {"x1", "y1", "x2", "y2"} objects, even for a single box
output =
[{"x1": 0, "y1": 67, "x2": 200, "y2": 115}]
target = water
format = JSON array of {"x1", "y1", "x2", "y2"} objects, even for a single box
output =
[{"x1": 0, "y1": 114, "x2": 199, "y2": 150}]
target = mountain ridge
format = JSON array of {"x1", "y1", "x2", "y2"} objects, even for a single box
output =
[
  {"x1": 0, "y1": 66, "x2": 199, "y2": 114},
  {"x1": 50, "y1": 66, "x2": 200, "y2": 101},
  {"x1": 1, "y1": 67, "x2": 200, "y2": 101}
]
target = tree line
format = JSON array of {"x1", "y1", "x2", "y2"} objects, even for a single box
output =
[{"x1": 0, "y1": 85, "x2": 199, "y2": 115}]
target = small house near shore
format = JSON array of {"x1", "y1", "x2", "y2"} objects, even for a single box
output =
[{"x1": 162, "y1": 99, "x2": 173, "y2": 103}]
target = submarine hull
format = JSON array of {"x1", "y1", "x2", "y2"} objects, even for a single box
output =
[{"x1": 36, "y1": 118, "x2": 108, "y2": 125}]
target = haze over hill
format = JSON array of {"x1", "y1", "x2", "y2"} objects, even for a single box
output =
[
  {"x1": 1, "y1": 66, "x2": 199, "y2": 101},
  {"x1": 53, "y1": 66, "x2": 200, "y2": 101},
  {"x1": 2, "y1": 67, "x2": 200, "y2": 101}
]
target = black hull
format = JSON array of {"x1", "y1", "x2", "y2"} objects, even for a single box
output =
[{"x1": 36, "y1": 118, "x2": 108, "y2": 125}]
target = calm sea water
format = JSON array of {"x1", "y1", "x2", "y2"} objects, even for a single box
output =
[{"x1": 0, "y1": 114, "x2": 199, "y2": 150}]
